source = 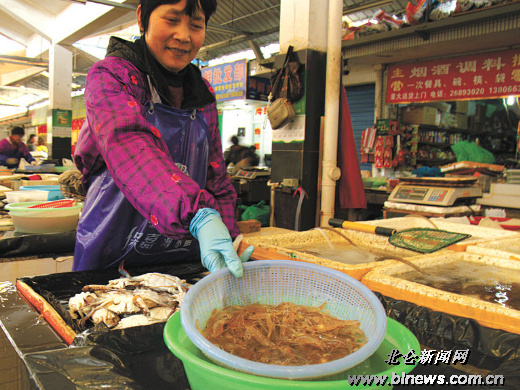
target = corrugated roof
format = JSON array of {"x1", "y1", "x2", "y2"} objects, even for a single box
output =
[
  {"x1": 199, "y1": 0, "x2": 281, "y2": 60},
  {"x1": 0, "y1": 0, "x2": 409, "y2": 123}
]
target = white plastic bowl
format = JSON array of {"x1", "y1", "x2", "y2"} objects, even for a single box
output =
[
  {"x1": 5, "y1": 190, "x2": 49, "y2": 203},
  {"x1": 5, "y1": 201, "x2": 83, "y2": 233},
  {"x1": 181, "y1": 260, "x2": 387, "y2": 380}
]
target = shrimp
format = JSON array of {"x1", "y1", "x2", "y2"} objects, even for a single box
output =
[{"x1": 202, "y1": 302, "x2": 367, "y2": 365}]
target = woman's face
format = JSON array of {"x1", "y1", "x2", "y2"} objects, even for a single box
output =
[{"x1": 138, "y1": 1, "x2": 206, "y2": 73}]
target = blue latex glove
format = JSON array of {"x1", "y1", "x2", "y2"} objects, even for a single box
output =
[{"x1": 190, "y1": 208, "x2": 254, "y2": 277}]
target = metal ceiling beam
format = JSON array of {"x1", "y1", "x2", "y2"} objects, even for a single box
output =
[
  {"x1": 0, "y1": 85, "x2": 48, "y2": 96},
  {"x1": 221, "y1": 4, "x2": 279, "y2": 26},
  {"x1": 54, "y1": 0, "x2": 135, "y2": 46},
  {"x1": 249, "y1": 40, "x2": 264, "y2": 61},
  {"x1": 1, "y1": 67, "x2": 44, "y2": 87},
  {"x1": 0, "y1": 102, "x2": 24, "y2": 107},
  {"x1": 197, "y1": 27, "x2": 279, "y2": 58},
  {"x1": 62, "y1": 0, "x2": 137, "y2": 10},
  {"x1": 0, "y1": 0, "x2": 54, "y2": 42},
  {"x1": 343, "y1": 0, "x2": 393, "y2": 14},
  {"x1": 206, "y1": 23, "x2": 242, "y2": 35},
  {"x1": 0, "y1": 55, "x2": 48, "y2": 65},
  {"x1": 0, "y1": 59, "x2": 48, "y2": 68}
]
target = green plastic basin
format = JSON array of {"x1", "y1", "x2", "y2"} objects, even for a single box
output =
[
  {"x1": 54, "y1": 166, "x2": 71, "y2": 173},
  {"x1": 164, "y1": 312, "x2": 420, "y2": 390}
]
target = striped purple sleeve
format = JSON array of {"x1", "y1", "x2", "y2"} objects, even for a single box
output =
[
  {"x1": 20, "y1": 143, "x2": 35, "y2": 163},
  {"x1": 77, "y1": 57, "x2": 220, "y2": 239}
]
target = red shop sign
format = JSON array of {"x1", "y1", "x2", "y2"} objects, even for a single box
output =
[{"x1": 386, "y1": 49, "x2": 520, "y2": 104}]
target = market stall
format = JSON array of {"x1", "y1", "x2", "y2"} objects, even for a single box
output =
[{"x1": 1, "y1": 221, "x2": 520, "y2": 389}]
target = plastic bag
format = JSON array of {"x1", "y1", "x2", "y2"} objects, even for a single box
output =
[
  {"x1": 451, "y1": 141, "x2": 495, "y2": 164},
  {"x1": 240, "y1": 200, "x2": 270, "y2": 227},
  {"x1": 406, "y1": 0, "x2": 439, "y2": 25}
]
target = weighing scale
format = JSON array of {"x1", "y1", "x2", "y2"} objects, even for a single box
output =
[
  {"x1": 388, "y1": 176, "x2": 482, "y2": 207},
  {"x1": 233, "y1": 168, "x2": 271, "y2": 180},
  {"x1": 231, "y1": 168, "x2": 271, "y2": 203}
]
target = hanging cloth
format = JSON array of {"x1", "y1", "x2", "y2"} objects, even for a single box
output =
[
  {"x1": 336, "y1": 85, "x2": 367, "y2": 209},
  {"x1": 73, "y1": 80, "x2": 210, "y2": 271}
]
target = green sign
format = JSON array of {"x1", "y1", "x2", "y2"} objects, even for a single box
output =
[{"x1": 52, "y1": 109, "x2": 72, "y2": 127}]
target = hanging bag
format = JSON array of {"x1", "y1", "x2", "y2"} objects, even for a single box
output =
[{"x1": 267, "y1": 46, "x2": 304, "y2": 129}]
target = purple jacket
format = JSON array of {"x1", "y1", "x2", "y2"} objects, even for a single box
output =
[
  {"x1": 0, "y1": 138, "x2": 35, "y2": 167},
  {"x1": 74, "y1": 55, "x2": 240, "y2": 240}
]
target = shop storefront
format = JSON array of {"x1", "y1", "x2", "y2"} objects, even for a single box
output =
[
  {"x1": 201, "y1": 59, "x2": 273, "y2": 166},
  {"x1": 342, "y1": 2, "x2": 520, "y2": 220}
]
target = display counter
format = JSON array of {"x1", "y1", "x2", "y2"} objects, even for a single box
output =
[
  {"x1": 0, "y1": 230, "x2": 76, "y2": 283},
  {"x1": 1, "y1": 227, "x2": 519, "y2": 389},
  {"x1": 0, "y1": 281, "x2": 144, "y2": 389},
  {"x1": 0, "y1": 261, "x2": 206, "y2": 389}
]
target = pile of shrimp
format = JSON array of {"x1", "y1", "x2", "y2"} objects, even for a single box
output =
[{"x1": 202, "y1": 302, "x2": 367, "y2": 365}]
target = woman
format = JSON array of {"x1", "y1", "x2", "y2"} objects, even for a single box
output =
[
  {"x1": 36, "y1": 137, "x2": 48, "y2": 153},
  {"x1": 36, "y1": 137, "x2": 48, "y2": 157},
  {"x1": 73, "y1": 0, "x2": 253, "y2": 276},
  {"x1": 27, "y1": 134, "x2": 38, "y2": 152}
]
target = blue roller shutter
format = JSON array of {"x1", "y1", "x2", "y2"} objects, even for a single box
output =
[{"x1": 345, "y1": 84, "x2": 375, "y2": 172}]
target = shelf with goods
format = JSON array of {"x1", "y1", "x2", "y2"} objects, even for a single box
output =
[
  {"x1": 392, "y1": 98, "x2": 518, "y2": 168},
  {"x1": 360, "y1": 97, "x2": 514, "y2": 171},
  {"x1": 413, "y1": 124, "x2": 481, "y2": 136},
  {"x1": 397, "y1": 102, "x2": 488, "y2": 167},
  {"x1": 416, "y1": 157, "x2": 457, "y2": 166},
  {"x1": 409, "y1": 125, "x2": 459, "y2": 167},
  {"x1": 361, "y1": 120, "x2": 465, "y2": 171}
]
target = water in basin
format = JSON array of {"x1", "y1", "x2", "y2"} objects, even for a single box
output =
[
  {"x1": 399, "y1": 261, "x2": 520, "y2": 310},
  {"x1": 285, "y1": 242, "x2": 385, "y2": 265}
]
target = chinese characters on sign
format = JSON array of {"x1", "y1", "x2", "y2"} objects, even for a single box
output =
[
  {"x1": 202, "y1": 59, "x2": 247, "y2": 102},
  {"x1": 386, "y1": 50, "x2": 520, "y2": 104},
  {"x1": 385, "y1": 348, "x2": 470, "y2": 366},
  {"x1": 246, "y1": 76, "x2": 271, "y2": 101}
]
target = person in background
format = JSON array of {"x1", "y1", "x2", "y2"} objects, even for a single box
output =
[
  {"x1": 37, "y1": 136, "x2": 49, "y2": 157},
  {"x1": 27, "y1": 134, "x2": 38, "y2": 152},
  {"x1": 231, "y1": 145, "x2": 260, "y2": 174},
  {"x1": 0, "y1": 127, "x2": 37, "y2": 168},
  {"x1": 224, "y1": 135, "x2": 247, "y2": 167},
  {"x1": 73, "y1": 0, "x2": 253, "y2": 275},
  {"x1": 246, "y1": 145, "x2": 260, "y2": 167}
]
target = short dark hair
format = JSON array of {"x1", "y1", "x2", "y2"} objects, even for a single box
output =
[
  {"x1": 11, "y1": 127, "x2": 25, "y2": 136},
  {"x1": 139, "y1": 0, "x2": 217, "y2": 33}
]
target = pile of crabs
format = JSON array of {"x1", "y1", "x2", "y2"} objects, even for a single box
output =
[{"x1": 68, "y1": 272, "x2": 188, "y2": 330}]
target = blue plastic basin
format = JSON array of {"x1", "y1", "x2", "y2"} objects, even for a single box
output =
[{"x1": 19, "y1": 185, "x2": 64, "y2": 201}]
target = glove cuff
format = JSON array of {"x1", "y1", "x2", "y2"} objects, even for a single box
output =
[{"x1": 189, "y1": 208, "x2": 221, "y2": 239}]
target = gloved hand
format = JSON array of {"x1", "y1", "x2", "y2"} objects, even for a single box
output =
[
  {"x1": 30, "y1": 161, "x2": 38, "y2": 166},
  {"x1": 190, "y1": 208, "x2": 254, "y2": 277}
]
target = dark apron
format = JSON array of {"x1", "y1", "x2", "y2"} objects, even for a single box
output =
[{"x1": 73, "y1": 84, "x2": 210, "y2": 271}]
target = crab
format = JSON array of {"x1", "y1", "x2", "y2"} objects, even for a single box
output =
[
  {"x1": 68, "y1": 267, "x2": 187, "y2": 330},
  {"x1": 113, "y1": 307, "x2": 177, "y2": 330}
]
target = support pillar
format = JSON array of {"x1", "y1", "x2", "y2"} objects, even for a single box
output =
[
  {"x1": 47, "y1": 44, "x2": 73, "y2": 161},
  {"x1": 270, "y1": 0, "x2": 330, "y2": 231},
  {"x1": 373, "y1": 64, "x2": 385, "y2": 122}
]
